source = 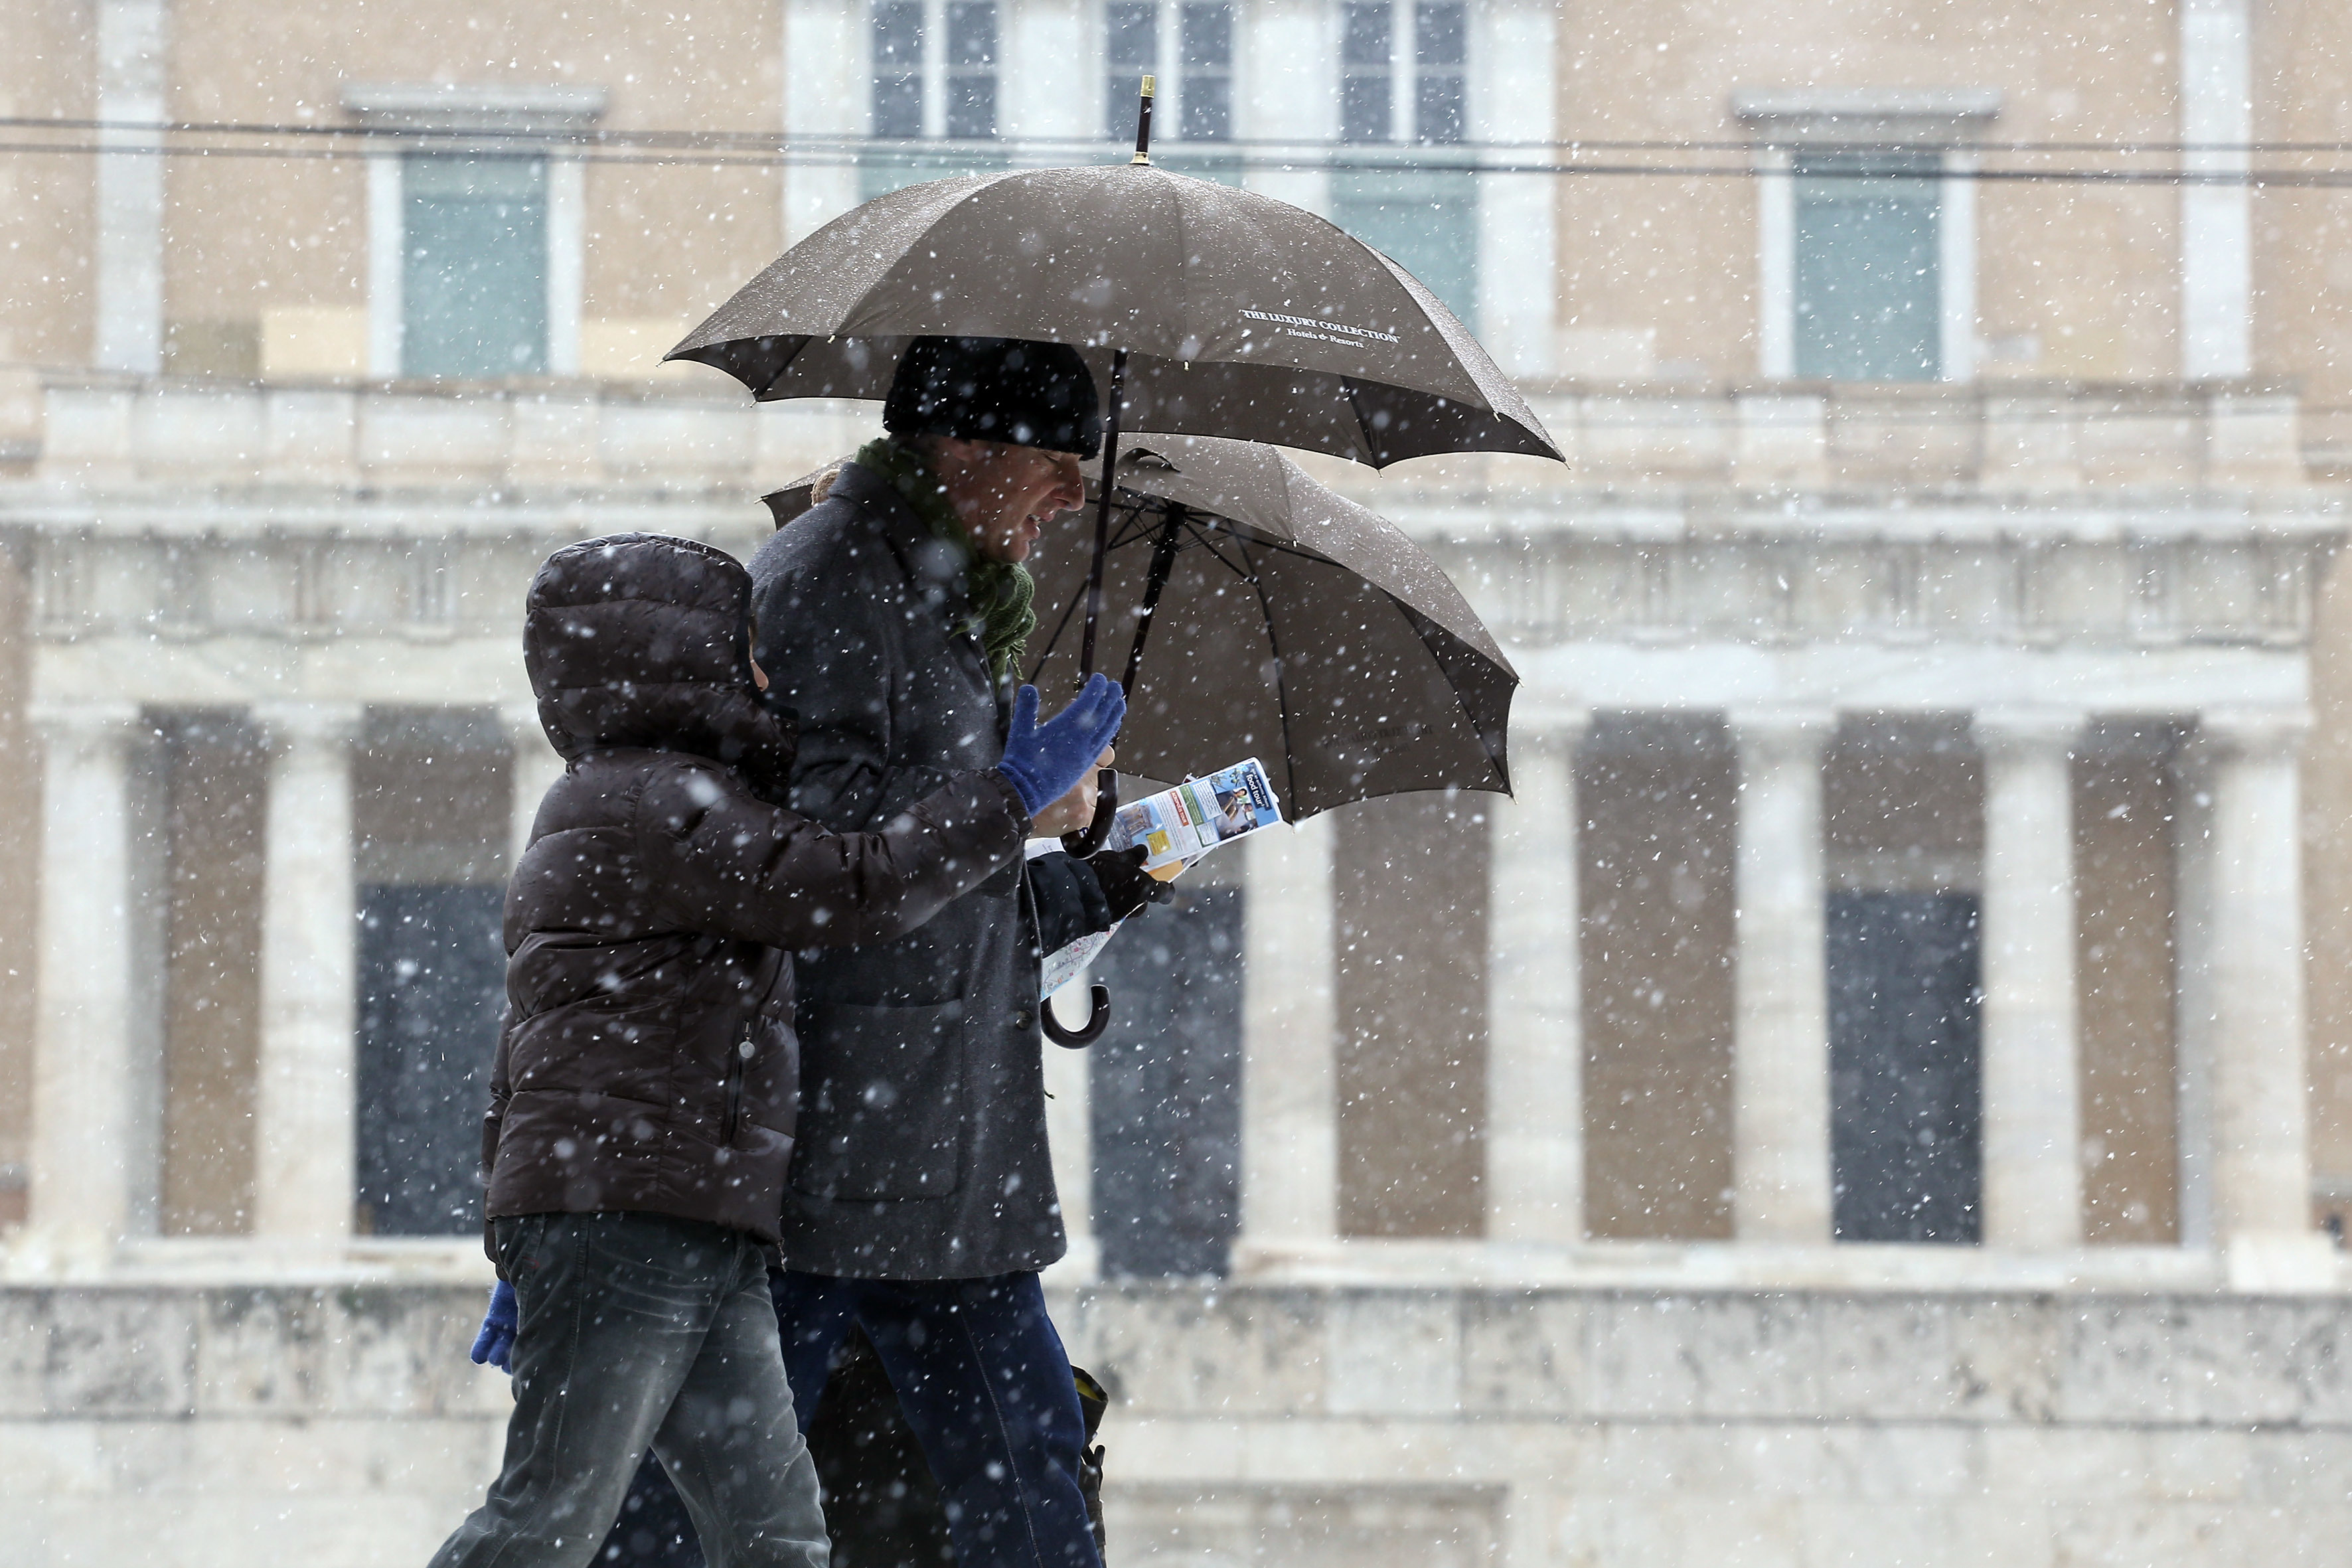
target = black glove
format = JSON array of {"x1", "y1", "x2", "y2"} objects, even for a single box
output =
[{"x1": 1089, "y1": 846, "x2": 1172, "y2": 921}]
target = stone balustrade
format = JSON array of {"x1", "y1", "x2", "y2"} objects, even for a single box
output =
[
  {"x1": 5, "y1": 1277, "x2": 2350, "y2": 1565},
  {"x1": 5, "y1": 374, "x2": 2321, "y2": 497}
]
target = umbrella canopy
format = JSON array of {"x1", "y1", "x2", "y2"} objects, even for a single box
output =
[
  {"x1": 763, "y1": 436, "x2": 1517, "y2": 823},
  {"x1": 670, "y1": 165, "x2": 1560, "y2": 469}
]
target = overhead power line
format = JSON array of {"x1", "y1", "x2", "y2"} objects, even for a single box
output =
[
  {"x1": 2, "y1": 118, "x2": 2351, "y2": 186},
  {"x1": 13, "y1": 115, "x2": 2352, "y2": 156}
]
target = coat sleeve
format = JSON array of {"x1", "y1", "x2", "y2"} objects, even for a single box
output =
[
  {"x1": 637, "y1": 757, "x2": 1033, "y2": 950},
  {"x1": 1025, "y1": 850, "x2": 1115, "y2": 957},
  {"x1": 481, "y1": 1004, "x2": 517, "y2": 1273},
  {"x1": 752, "y1": 531, "x2": 933, "y2": 830}
]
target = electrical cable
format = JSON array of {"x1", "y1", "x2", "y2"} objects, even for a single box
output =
[{"x1": 2, "y1": 118, "x2": 2351, "y2": 185}]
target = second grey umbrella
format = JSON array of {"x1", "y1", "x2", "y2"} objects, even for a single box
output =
[{"x1": 764, "y1": 435, "x2": 1518, "y2": 824}]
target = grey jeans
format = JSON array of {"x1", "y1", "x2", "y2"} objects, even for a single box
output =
[{"x1": 430, "y1": 1212, "x2": 830, "y2": 1568}]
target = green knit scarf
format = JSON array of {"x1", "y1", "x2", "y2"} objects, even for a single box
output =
[{"x1": 855, "y1": 437, "x2": 1036, "y2": 683}]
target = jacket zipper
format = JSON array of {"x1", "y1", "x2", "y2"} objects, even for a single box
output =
[
  {"x1": 723, "y1": 966, "x2": 788, "y2": 1146},
  {"x1": 720, "y1": 1041, "x2": 748, "y2": 1145}
]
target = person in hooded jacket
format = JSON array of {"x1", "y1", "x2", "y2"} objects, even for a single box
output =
[{"x1": 431, "y1": 531, "x2": 1124, "y2": 1568}]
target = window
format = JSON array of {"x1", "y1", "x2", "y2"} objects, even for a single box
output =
[
  {"x1": 400, "y1": 155, "x2": 548, "y2": 379},
  {"x1": 1792, "y1": 153, "x2": 1940, "y2": 382},
  {"x1": 1736, "y1": 89, "x2": 1996, "y2": 383},
  {"x1": 1100, "y1": 1, "x2": 1235, "y2": 148},
  {"x1": 871, "y1": 1, "x2": 925, "y2": 137},
  {"x1": 1104, "y1": 1, "x2": 1157, "y2": 139},
  {"x1": 862, "y1": 1, "x2": 1004, "y2": 198},
  {"x1": 945, "y1": 0, "x2": 998, "y2": 139},
  {"x1": 1340, "y1": 2, "x2": 1393, "y2": 144},
  {"x1": 1332, "y1": 169, "x2": 1477, "y2": 324},
  {"x1": 1330, "y1": 0, "x2": 1478, "y2": 325},
  {"x1": 1180, "y1": 3, "x2": 1233, "y2": 141},
  {"x1": 866, "y1": 0, "x2": 999, "y2": 141},
  {"x1": 1413, "y1": 1, "x2": 1466, "y2": 145}
]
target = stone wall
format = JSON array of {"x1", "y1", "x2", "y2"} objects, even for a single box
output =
[{"x1": 7, "y1": 1278, "x2": 2351, "y2": 1566}]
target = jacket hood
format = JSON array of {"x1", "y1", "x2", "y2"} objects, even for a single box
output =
[{"x1": 523, "y1": 532, "x2": 795, "y2": 786}]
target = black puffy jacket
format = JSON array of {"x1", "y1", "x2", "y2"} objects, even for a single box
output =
[{"x1": 481, "y1": 532, "x2": 1030, "y2": 1249}]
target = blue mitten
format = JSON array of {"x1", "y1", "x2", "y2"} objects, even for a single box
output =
[
  {"x1": 471, "y1": 1280, "x2": 518, "y2": 1373},
  {"x1": 998, "y1": 676, "x2": 1127, "y2": 816}
]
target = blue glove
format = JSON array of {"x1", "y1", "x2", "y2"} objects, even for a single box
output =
[
  {"x1": 998, "y1": 675, "x2": 1126, "y2": 817},
  {"x1": 470, "y1": 1280, "x2": 518, "y2": 1373}
]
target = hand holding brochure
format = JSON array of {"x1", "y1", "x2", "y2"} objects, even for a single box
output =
[
  {"x1": 1036, "y1": 759, "x2": 1285, "y2": 1002},
  {"x1": 1104, "y1": 757, "x2": 1284, "y2": 874}
]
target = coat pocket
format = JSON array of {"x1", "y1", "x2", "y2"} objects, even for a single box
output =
[{"x1": 789, "y1": 998, "x2": 965, "y2": 1201}]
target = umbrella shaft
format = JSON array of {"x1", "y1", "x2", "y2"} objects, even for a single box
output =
[
  {"x1": 1121, "y1": 510, "x2": 1185, "y2": 695},
  {"x1": 1078, "y1": 348, "x2": 1128, "y2": 678}
]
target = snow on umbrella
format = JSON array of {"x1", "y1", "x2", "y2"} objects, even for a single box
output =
[
  {"x1": 764, "y1": 433, "x2": 1518, "y2": 825},
  {"x1": 663, "y1": 112, "x2": 1559, "y2": 471},
  {"x1": 678, "y1": 84, "x2": 1551, "y2": 801}
]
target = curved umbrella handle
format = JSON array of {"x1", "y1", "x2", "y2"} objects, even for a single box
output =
[
  {"x1": 1059, "y1": 769, "x2": 1119, "y2": 858},
  {"x1": 1043, "y1": 983, "x2": 1113, "y2": 1048}
]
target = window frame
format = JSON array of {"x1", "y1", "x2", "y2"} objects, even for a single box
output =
[
  {"x1": 1737, "y1": 89, "x2": 1998, "y2": 385},
  {"x1": 1324, "y1": 0, "x2": 1481, "y2": 326},
  {"x1": 345, "y1": 84, "x2": 602, "y2": 382},
  {"x1": 1096, "y1": 0, "x2": 1239, "y2": 145},
  {"x1": 865, "y1": 0, "x2": 1004, "y2": 142}
]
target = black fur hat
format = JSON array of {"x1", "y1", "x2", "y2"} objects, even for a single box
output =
[{"x1": 882, "y1": 336, "x2": 1103, "y2": 457}]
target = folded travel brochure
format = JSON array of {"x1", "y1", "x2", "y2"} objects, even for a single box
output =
[
  {"x1": 1034, "y1": 758, "x2": 1285, "y2": 1001},
  {"x1": 1105, "y1": 757, "x2": 1283, "y2": 874}
]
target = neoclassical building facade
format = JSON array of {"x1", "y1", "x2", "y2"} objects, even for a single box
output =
[{"x1": 8, "y1": 0, "x2": 2352, "y2": 1561}]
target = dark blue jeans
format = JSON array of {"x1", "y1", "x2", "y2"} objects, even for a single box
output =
[{"x1": 605, "y1": 1269, "x2": 1099, "y2": 1568}]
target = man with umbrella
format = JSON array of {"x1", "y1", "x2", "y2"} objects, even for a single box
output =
[{"x1": 744, "y1": 335, "x2": 1162, "y2": 1568}]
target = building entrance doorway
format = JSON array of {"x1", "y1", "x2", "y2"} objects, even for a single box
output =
[{"x1": 1827, "y1": 892, "x2": 1982, "y2": 1243}]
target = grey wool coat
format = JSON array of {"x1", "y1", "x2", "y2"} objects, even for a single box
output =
[{"x1": 745, "y1": 461, "x2": 1115, "y2": 1280}]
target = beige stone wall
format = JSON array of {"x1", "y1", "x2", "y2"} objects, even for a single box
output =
[
  {"x1": 0, "y1": 2, "x2": 94, "y2": 373},
  {"x1": 2077, "y1": 740, "x2": 2182, "y2": 1246},
  {"x1": 1578, "y1": 721, "x2": 1737, "y2": 1241},
  {"x1": 147, "y1": 0, "x2": 787, "y2": 378},
  {"x1": 1551, "y1": 0, "x2": 2182, "y2": 382},
  {"x1": 1334, "y1": 792, "x2": 1490, "y2": 1238},
  {"x1": 0, "y1": 552, "x2": 34, "y2": 1227},
  {"x1": 2256, "y1": 0, "x2": 2352, "y2": 460},
  {"x1": 2306, "y1": 564, "x2": 2352, "y2": 1215},
  {"x1": 158, "y1": 716, "x2": 266, "y2": 1237}
]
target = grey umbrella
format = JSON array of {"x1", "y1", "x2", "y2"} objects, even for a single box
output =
[
  {"x1": 722, "y1": 88, "x2": 1541, "y2": 1036},
  {"x1": 666, "y1": 169, "x2": 1557, "y2": 473},
  {"x1": 688, "y1": 87, "x2": 1549, "y2": 809},
  {"x1": 763, "y1": 434, "x2": 1517, "y2": 824}
]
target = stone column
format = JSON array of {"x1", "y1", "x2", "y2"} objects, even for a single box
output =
[
  {"x1": 1237, "y1": 814, "x2": 1337, "y2": 1257},
  {"x1": 1976, "y1": 708, "x2": 2084, "y2": 1249},
  {"x1": 252, "y1": 703, "x2": 362, "y2": 1244},
  {"x1": 2183, "y1": 710, "x2": 2323, "y2": 1272},
  {"x1": 27, "y1": 704, "x2": 154, "y2": 1267},
  {"x1": 1485, "y1": 714, "x2": 1588, "y2": 1244},
  {"x1": 1731, "y1": 709, "x2": 1837, "y2": 1243},
  {"x1": 501, "y1": 702, "x2": 568, "y2": 870}
]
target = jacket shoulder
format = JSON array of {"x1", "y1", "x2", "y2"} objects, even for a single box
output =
[{"x1": 749, "y1": 491, "x2": 884, "y2": 592}]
